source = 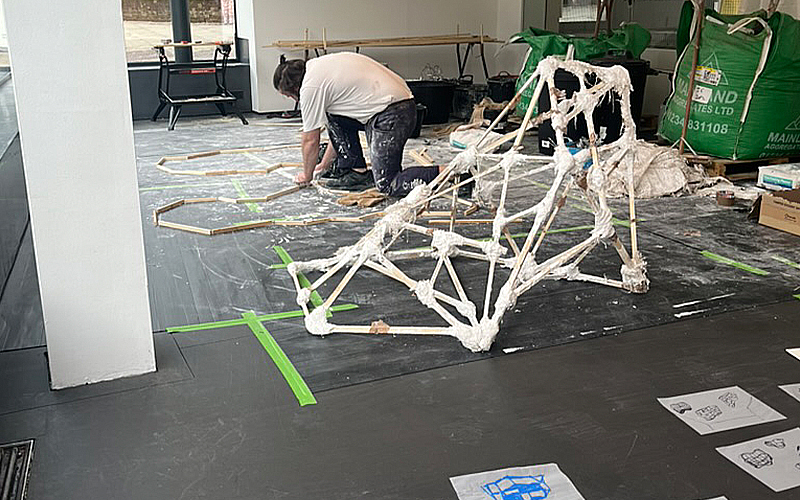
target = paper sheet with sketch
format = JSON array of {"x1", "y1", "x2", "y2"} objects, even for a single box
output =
[
  {"x1": 717, "y1": 427, "x2": 800, "y2": 492},
  {"x1": 450, "y1": 463, "x2": 585, "y2": 500},
  {"x1": 657, "y1": 385, "x2": 785, "y2": 435},
  {"x1": 779, "y1": 383, "x2": 800, "y2": 403}
]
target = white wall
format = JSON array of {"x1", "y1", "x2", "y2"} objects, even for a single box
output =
[
  {"x1": 3, "y1": 0, "x2": 155, "y2": 388},
  {"x1": 741, "y1": 0, "x2": 800, "y2": 16},
  {"x1": 641, "y1": 47, "x2": 678, "y2": 118},
  {"x1": 237, "y1": 0, "x2": 527, "y2": 112}
]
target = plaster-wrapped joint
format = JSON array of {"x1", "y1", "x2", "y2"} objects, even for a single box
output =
[
  {"x1": 305, "y1": 307, "x2": 332, "y2": 336},
  {"x1": 296, "y1": 288, "x2": 311, "y2": 306},
  {"x1": 591, "y1": 208, "x2": 615, "y2": 241},
  {"x1": 412, "y1": 279, "x2": 437, "y2": 309},
  {"x1": 448, "y1": 145, "x2": 478, "y2": 174},
  {"x1": 431, "y1": 230, "x2": 465, "y2": 258},
  {"x1": 481, "y1": 240, "x2": 508, "y2": 262},
  {"x1": 621, "y1": 258, "x2": 649, "y2": 293},
  {"x1": 448, "y1": 317, "x2": 500, "y2": 352}
]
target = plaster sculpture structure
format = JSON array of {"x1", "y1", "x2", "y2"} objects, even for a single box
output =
[{"x1": 288, "y1": 56, "x2": 650, "y2": 352}]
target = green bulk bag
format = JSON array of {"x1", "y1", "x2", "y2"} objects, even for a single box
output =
[
  {"x1": 659, "y1": 5, "x2": 800, "y2": 159},
  {"x1": 509, "y1": 24, "x2": 651, "y2": 117}
]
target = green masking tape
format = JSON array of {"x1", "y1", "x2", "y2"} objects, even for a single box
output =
[
  {"x1": 772, "y1": 255, "x2": 800, "y2": 270},
  {"x1": 231, "y1": 179, "x2": 262, "y2": 213},
  {"x1": 242, "y1": 311, "x2": 317, "y2": 407},
  {"x1": 701, "y1": 251, "x2": 769, "y2": 276},
  {"x1": 167, "y1": 304, "x2": 358, "y2": 333},
  {"x1": 273, "y1": 245, "x2": 325, "y2": 310}
]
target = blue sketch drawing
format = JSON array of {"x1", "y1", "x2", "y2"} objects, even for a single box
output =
[{"x1": 482, "y1": 475, "x2": 551, "y2": 499}]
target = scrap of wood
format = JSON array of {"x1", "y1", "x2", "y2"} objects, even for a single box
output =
[
  {"x1": 464, "y1": 203, "x2": 480, "y2": 216},
  {"x1": 357, "y1": 196, "x2": 385, "y2": 208},
  {"x1": 409, "y1": 149, "x2": 435, "y2": 166}
]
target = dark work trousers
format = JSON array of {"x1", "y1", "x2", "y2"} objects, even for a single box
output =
[{"x1": 326, "y1": 99, "x2": 439, "y2": 197}]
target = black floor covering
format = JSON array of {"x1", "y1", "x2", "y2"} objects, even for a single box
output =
[{"x1": 2, "y1": 300, "x2": 799, "y2": 499}]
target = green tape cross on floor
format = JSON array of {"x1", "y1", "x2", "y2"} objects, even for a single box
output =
[
  {"x1": 231, "y1": 179, "x2": 262, "y2": 213},
  {"x1": 242, "y1": 311, "x2": 316, "y2": 407},
  {"x1": 166, "y1": 304, "x2": 358, "y2": 333}
]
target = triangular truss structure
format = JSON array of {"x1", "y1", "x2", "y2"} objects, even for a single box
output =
[{"x1": 288, "y1": 57, "x2": 650, "y2": 352}]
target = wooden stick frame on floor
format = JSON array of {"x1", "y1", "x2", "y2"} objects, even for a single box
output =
[
  {"x1": 155, "y1": 144, "x2": 302, "y2": 176},
  {"x1": 289, "y1": 57, "x2": 650, "y2": 353}
]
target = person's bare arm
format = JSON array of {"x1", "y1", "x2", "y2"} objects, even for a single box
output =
[
  {"x1": 314, "y1": 141, "x2": 338, "y2": 176},
  {"x1": 296, "y1": 129, "x2": 321, "y2": 185}
]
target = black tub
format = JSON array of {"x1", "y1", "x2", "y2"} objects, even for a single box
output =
[{"x1": 406, "y1": 80, "x2": 456, "y2": 124}]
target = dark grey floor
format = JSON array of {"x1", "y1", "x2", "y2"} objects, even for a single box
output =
[
  {"x1": 1, "y1": 299, "x2": 799, "y2": 500},
  {"x1": 0, "y1": 77, "x2": 43, "y2": 351}
]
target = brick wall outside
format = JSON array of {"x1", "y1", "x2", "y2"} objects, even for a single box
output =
[{"x1": 123, "y1": 0, "x2": 234, "y2": 24}]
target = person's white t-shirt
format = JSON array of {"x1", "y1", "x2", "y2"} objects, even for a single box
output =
[{"x1": 299, "y1": 53, "x2": 413, "y2": 133}]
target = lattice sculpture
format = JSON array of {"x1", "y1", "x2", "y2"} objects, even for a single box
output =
[{"x1": 288, "y1": 57, "x2": 650, "y2": 352}]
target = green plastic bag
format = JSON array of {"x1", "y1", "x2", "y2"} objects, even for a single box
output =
[
  {"x1": 659, "y1": 5, "x2": 800, "y2": 159},
  {"x1": 510, "y1": 24, "x2": 651, "y2": 116}
]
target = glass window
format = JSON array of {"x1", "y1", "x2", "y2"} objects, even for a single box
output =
[
  {"x1": 190, "y1": 0, "x2": 236, "y2": 61},
  {"x1": 560, "y1": 0, "x2": 602, "y2": 23},
  {"x1": 123, "y1": 0, "x2": 173, "y2": 63},
  {"x1": 122, "y1": 0, "x2": 236, "y2": 63},
  {"x1": 0, "y1": 0, "x2": 9, "y2": 70}
]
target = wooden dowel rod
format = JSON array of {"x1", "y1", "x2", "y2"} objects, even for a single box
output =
[{"x1": 157, "y1": 220, "x2": 212, "y2": 235}]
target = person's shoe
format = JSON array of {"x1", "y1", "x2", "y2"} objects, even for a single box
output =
[
  {"x1": 326, "y1": 170, "x2": 375, "y2": 191},
  {"x1": 320, "y1": 166, "x2": 347, "y2": 180},
  {"x1": 455, "y1": 173, "x2": 475, "y2": 199}
]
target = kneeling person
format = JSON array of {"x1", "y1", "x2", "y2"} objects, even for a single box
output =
[{"x1": 273, "y1": 53, "x2": 439, "y2": 196}]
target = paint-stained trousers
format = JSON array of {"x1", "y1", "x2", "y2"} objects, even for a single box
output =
[{"x1": 326, "y1": 99, "x2": 439, "y2": 197}]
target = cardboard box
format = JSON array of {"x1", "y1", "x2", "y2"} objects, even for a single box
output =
[
  {"x1": 759, "y1": 188, "x2": 800, "y2": 237},
  {"x1": 757, "y1": 163, "x2": 800, "y2": 191}
]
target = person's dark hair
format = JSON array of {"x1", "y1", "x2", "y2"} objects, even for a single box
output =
[{"x1": 273, "y1": 59, "x2": 306, "y2": 99}]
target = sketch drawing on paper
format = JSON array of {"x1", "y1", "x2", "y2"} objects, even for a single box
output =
[
  {"x1": 288, "y1": 56, "x2": 650, "y2": 352},
  {"x1": 765, "y1": 438, "x2": 786, "y2": 449},
  {"x1": 482, "y1": 475, "x2": 551, "y2": 500},
  {"x1": 717, "y1": 428, "x2": 800, "y2": 492},
  {"x1": 741, "y1": 449, "x2": 774, "y2": 469},
  {"x1": 696, "y1": 405, "x2": 722, "y2": 421},
  {"x1": 719, "y1": 391, "x2": 737, "y2": 408},
  {"x1": 658, "y1": 386, "x2": 785, "y2": 435},
  {"x1": 671, "y1": 402, "x2": 692, "y2": 414}
]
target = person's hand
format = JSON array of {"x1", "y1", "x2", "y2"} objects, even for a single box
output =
[
  {"x1": 312, "y1": 162, "x2": 329, "y2": 179},
  {"x1": 294, "y1": 170, "x2": 312, "y2": 185}
]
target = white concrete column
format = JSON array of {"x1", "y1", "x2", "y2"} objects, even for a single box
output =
[{"x1": 2, "y1": 0, "x2": 155, "y2": 388}]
